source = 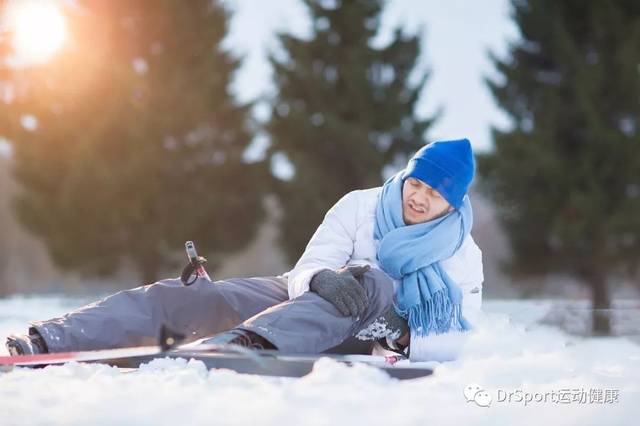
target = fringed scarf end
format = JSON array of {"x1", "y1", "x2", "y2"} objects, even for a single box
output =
[{"x1": 396, "y1": 290, "x2": 471, "y2": 337}]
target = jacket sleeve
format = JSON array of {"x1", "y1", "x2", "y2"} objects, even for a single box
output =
[{"x1": 285, "y1": 191, "x2": 359, "y2": 299}]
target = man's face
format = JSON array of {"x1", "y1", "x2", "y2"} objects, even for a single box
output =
[{"x1": 402, "y1": 177, "x2": 453, "y2": 225}]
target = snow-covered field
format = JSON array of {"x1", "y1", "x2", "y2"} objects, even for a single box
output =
[{"x1": 1, "y1": 295, "x2": 639, "y2": 426}]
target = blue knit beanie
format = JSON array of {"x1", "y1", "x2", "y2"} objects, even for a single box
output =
[{"x1": 401, "y1": 138, "x2": 475, "y2": 209}]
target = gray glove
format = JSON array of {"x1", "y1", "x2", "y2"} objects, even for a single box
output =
[{"x1": 310, "y1": 265, "x2": 371, "y2": 317}]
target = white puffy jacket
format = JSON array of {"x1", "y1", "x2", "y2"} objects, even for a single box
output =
[
  {"x1": 282, "y1": 187, "x2": 485, "y2": 361},
  {"x1": 283, "y1": 187, "x2": 484, "y2": 315}
]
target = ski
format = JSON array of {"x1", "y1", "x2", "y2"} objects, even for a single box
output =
[
  {"x1": 1, "y1": 345, "x2": 433, "y2": 380},
  {"x1": 98, "y1": 350, "x2": 433, "y2": 380}
]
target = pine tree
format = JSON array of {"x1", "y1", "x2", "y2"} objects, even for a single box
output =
[
  {"x1": 479, "y1": 0, "x2": 640, "y2": 333},
  {"x1": 0, "y1": 0, "x2": 267, "y2": 283},
  {"x1": 267, "y1": 0, "x2": 434, "y2": 263}
]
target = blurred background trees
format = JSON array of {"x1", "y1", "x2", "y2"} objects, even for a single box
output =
[
  {"x1": 267, "y1": 0, "x2": 434, "y2": 263},
  {"x1": 479, "y1": 0, "x2": 640, "y2": 333},
  {"x1": 0, "y1": 0, "x2": 268, "y2": 284}
]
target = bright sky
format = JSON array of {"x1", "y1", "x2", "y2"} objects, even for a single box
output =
[{"x1": 222, "y1": 0, "x2": 519, "y2": 156}]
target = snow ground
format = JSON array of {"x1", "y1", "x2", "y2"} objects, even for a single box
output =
[{"x1": 1, "y1": 295, "x2": 639, "y2": 426}]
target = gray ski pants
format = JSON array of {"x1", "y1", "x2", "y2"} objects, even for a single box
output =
[{"x1": 31, "y1": 269, "x2": 395, "y2": 355}]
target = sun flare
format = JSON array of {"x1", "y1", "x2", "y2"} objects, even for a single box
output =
[{"x1": 4, "y1": 0, "x2": 67, "y2": 65}]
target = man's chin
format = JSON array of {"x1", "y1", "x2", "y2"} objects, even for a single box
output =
[
  {"x1": 403, "y1": 214, "x2": 421, "y2": 225},
  {"x1": 404, "y1": 211, "x2": 441, "y2": 225}
]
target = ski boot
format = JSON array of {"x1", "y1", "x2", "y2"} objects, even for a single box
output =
[{"x1": 5, "y1": 328, "x2": 49, "y2": 356}]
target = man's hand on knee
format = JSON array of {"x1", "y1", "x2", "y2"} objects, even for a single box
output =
[{"x1": 309, "y1": 265, "x2": 370, "y2": 317}]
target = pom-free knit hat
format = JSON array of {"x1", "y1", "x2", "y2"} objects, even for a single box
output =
[{"x1": 401, "y1": 138, "x2": 475, "y2": 209}]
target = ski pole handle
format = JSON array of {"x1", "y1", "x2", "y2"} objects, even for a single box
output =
[
  {"x1": 181, "y1": 241, "x2": 211, "y2": 285},
  {"x1": 186, "y1": 241, "x2": 211, "y2": 280}
]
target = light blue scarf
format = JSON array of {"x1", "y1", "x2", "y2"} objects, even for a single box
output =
[{"x1": 374, "y1": 172, "x2": 473, "y2": 337}]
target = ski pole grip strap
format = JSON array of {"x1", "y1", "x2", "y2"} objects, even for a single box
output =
[{"x1": 180, "y1": 256, "x2": 208, "y2": 286}]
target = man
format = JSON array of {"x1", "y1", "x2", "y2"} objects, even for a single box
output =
[{"x1": 6, "y1": 138, "x2": 483, "y2": 361}]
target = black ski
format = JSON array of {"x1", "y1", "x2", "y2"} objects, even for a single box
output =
[
  {"x1": 1, "y1": 348, "x2": 432, "y2": 380},
  {"x1": 98, "y1": 349, "x2": 433, "y2": 380}
]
